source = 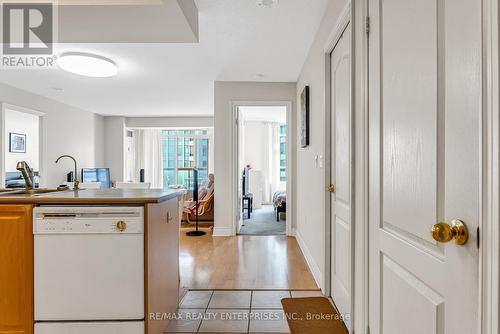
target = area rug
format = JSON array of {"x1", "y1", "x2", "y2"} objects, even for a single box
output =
[
  {"x1": 281, "y1": 297, "x2": 348, "y2": 334},
  {"x1": 238, "y1": 204, "x2": 285, "y2": 235}
]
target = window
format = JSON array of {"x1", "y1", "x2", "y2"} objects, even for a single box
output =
[
  {"x1": 279, "y1": 124, "x2": 287, "y2": 181},
  {"x1": 162, "y1": 129, "x2": 210, "y2": 189}
]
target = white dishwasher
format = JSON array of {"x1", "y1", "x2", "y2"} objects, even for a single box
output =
[{"x1": 34, "y1": 206, "x2": 145, "y2": 334}]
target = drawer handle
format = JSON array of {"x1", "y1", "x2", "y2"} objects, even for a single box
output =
[{"x1": 166, "y1": 212, "x2": 173, "y2": 224}]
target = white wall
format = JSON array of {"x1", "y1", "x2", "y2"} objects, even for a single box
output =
[
  {"x1": 243, "y1": 121, "x2": 266, "y2": 173},
  {"x1": 213, "y1": 81, "x2": 296, "y2": 236},
  {"x1": 242, "y1": 121, "x2": 266, "y2": 206},
  {"x1": 4, "y1": 109, "x2": 39, "y2": 173},
  {"x1": 124, "y1": 130, "x2": 136, "y2": 182},
  {"x1": 104, "y1": 116, "x2": 126, "y2": 183},
  {"x1": 0, "y1": 83, "x2": 104, "y2": 187},
  {"x1": 294, "y1": 0, "x2": 350, "y2": 291}
]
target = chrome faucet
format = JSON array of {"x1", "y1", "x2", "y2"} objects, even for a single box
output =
[
  {"x1": 16, "y1": 161, "x2": 35, "y2": 189},
  {"x1": 55, "y1": 155, "x2": 79, "y2": 190}
]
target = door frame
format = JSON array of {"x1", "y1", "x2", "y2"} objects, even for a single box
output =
[
  {"x1": 324, "y1": 2, "x2": 371, "y2": 333},
  {"x1": 482, "y1": 0, "x2": 499, "y2": 332},
  {"x1": 323, "y1": 0, "x2": 353, "y2": 325},
  {"x1": 230, "y1": 100, "x2": 294, "y2": 236}
]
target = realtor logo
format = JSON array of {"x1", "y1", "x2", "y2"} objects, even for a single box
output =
[
  {"x1": 1, "y1": 2, "x2": 56, "y2": 68},
  {"x1": 2, "y1": 3, "x2": 53, "y2": 54}
]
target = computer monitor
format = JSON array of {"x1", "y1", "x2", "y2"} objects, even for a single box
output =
[{"x1": 81, "y1": 168, "x2": 110, "y2": 189}]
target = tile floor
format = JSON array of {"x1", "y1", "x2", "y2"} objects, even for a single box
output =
[{"x1": 166, "y1": 289, "x2": 324, "y2": 333}]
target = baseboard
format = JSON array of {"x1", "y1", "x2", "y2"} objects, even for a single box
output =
[
  {"x1": 295, "y1": 229, "x2": 324, "y2": 290},
  {"x1": 212, "y1": 226, "x2": 233, "y2": 237}
]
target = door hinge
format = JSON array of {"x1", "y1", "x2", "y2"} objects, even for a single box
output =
[
  {"x1": 477, "y1": 227, "x2": 480, "y2": 249},
  {"x1": 367, "y1": 326, "x2": 371, "y2": 334},
  {"x1": 327, "y1": 184, "x2": 335, "y2": 193},
  {"x1": 365, "y1": 16, "x2": 371, "y2": 34}
]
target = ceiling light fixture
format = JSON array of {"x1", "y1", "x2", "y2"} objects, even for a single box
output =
[
  {"x1": 256, "y1": 0, "x2": 278, "y2": 8},
  {"x1": 58, "y1": 52, "x2": 118, "y2": 78}
]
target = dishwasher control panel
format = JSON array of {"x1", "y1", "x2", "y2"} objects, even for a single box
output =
[{"x1": 33, "y1": 207, "x2": 144, "y2": 234}]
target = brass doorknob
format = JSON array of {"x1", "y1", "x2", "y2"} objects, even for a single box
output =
[
  {"x1": 116, "y1": 220, "x2": 127, "y2": 232},
  {"x1": 431, "y1": 219, "x2": 468, "y2": 245}
]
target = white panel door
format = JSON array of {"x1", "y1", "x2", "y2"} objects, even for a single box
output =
[
  {"x1": 368, "y1": 0, "x2": 481, "y2": 334},
  {"x1": 330, "y1": 23, "x2": 352, "y2": 331}
]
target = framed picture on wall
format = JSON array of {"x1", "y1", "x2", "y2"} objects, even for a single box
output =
[
  {"x1": 300, "y1": 85, "x2": 310, "y2": 148},
  {"x1": 9, "y1": 133, "x2": 26, "y2": 153}
]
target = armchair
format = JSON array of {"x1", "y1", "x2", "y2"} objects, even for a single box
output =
[
  {"x1": 183, "y1": 191, "x2": 214, "y2": 223},
  {"x1": 182, "y1": 173, "x2": 215, "y2": 224}
]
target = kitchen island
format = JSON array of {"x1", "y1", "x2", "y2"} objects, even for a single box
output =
[{"x1": 0, "y1": 188, "x2": 184, "y2": 334}]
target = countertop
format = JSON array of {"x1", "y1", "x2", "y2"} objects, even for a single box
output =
[{"x1": 0, "y1": 188, "x2": 185, "y2": 204}]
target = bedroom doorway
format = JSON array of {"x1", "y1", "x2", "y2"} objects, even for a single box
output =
[{"x1": 234, "y1": 104, "x2": 291, "y2": 236}]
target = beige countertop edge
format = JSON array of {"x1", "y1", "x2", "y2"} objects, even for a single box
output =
[
  {"x1": 0, "y1": 197, "x2": 166, "y2": 204},
  {"x1": 0, "y1": 190, "x2": 184, "y2": 205}
]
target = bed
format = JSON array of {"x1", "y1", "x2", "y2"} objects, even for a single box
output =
[{"x1": 273, "y1": 191, "x2": 286, "y2": 222}]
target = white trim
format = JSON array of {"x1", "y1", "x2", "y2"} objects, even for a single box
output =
[
  {"x1": 355, "y1": 1, "x2": 370, "y2": 333},
  {"x1": 324, "y1": 2, "x2": 352, "y2": 53},
  {"x1": 323, "y1": 1, "x2": 352, "y2": 298},
  {"x1": 295, "y1": 229, "x2": 323, "y2": 290},
  {"x1": 0, "y1": 106, "x2": 5, "y2": 188},
  {"x1": 1, "y1": 103, "x2": 45, "y2": 117},
  {"x1": 230, "y1": 100, "x2": 294, "y2": 237},
  {"x1": 482, "y1": 0, "x2": 499, "y2": 333},
  {"x1": 323, "y1": 1, "x2": 359, "y2": 330},
  {"x1": 212, "y1": 226, "x2": 233, "y2": 237},
  {"x1": 322, "y1": 1, "x2": 370, "y2": 333},
  {"x1": 129, "y1": 126, "x2": 213, "y2": 131}
]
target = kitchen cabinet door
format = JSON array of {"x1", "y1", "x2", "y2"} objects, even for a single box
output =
[
  {"x1": 0, "y1": 205, "x2": 33, "y2": 334},
  {"x1": 146, "y1": 198, "x2": 179, "y2": 334}
]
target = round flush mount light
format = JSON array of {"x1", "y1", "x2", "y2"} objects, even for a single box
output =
[
  {"x1": 58, "y1": 52, "x2": 118, "y2": 78},
  {"x1": 256, "y1": 0, "x2": 278, "y2": 8}
]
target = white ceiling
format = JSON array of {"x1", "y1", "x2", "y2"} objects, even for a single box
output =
[
  {"x1": 56, "y1": 0, "x2": 199, "y2": 43},
  {"x1": 0, "y1": 0, "x2": 328, "y2": 116}
]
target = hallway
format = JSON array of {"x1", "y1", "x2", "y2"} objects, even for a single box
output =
[{"x1": 179, "y1": 228, "x2": 318, "y2": 290}]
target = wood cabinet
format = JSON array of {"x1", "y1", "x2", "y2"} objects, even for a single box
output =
[
  {"x1": 0, "y1": 205, "x2": 33, "y2": 334},
  {"x1": 145, "y1": 198, "x2": 179, "y2": 334}
]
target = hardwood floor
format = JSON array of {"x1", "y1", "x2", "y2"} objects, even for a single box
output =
[{"x1": 179, "y1": 228, "x2": 318, "y2": 290}]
